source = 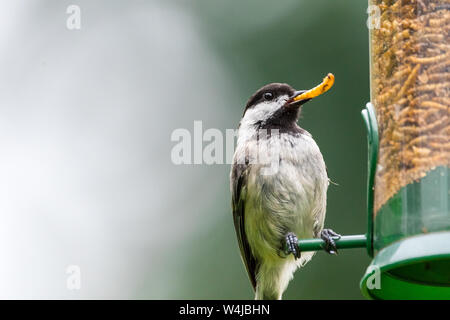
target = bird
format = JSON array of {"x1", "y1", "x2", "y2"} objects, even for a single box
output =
[{"x1": 230, "y1": 74, "x2": 339, "y2": 300}]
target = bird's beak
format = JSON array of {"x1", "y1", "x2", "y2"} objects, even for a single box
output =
[
  {"x1": 287, "y1": 90, "x2": 311, "y2": 107},
  {"x1": 287, "y1": 73, "x2": 335, "y2": 107}
]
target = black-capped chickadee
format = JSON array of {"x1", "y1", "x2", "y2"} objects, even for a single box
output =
[{"x1": 230, "y1": 74, "x2": 339, "y2": 300}]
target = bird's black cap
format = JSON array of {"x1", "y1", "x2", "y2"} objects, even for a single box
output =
[{"x1": 244, "y1": 83, "x2": 295, "y2": 114}]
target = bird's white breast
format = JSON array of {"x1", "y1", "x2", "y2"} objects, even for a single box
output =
[{"x1": 234, "y1": 127, "x2": 329, "y2": 263}]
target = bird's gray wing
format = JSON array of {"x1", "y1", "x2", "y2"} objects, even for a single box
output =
[{"x1": 231, "y1": 162, "x2": 257, "y2": 290}]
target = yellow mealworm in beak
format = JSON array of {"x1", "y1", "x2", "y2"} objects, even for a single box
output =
[{"x1": 293, "y1": 73, "x2": 335, "y2": 101}]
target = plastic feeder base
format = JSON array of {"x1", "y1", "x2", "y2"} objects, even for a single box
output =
[{"x1": 360, "y1": 232, "x2": 450, "y2": 299}]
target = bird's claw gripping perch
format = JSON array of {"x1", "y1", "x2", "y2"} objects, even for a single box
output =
[
  {"x1": 320, "y1": 229, "x2": 341, "y2": 255},
  {"x1": 284, "y1": 232, "x2": 301, "y2": 260}
]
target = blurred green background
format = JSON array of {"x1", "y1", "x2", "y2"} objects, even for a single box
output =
[{"x1": 0, "y1": 1, "x2": 370, "y2": 299}]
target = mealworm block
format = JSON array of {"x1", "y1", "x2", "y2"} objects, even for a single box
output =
[{"x1": 369, "y1": 0, "x2": 450, "y2": 213}]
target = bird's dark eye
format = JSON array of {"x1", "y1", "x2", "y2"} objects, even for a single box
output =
[{"x1": 263, "y1": 92, "x2": 274, "y2": 101}]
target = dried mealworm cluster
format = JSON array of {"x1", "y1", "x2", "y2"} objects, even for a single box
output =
[{"x1": 370, "y1": 0, "x2": 450, "y2": 213}]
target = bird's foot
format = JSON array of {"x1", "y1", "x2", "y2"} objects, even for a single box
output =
[
  {"x1": 284, "y1": 232, "x2": 301, "y2": 260},
  {"x1": 320, "y1": 229, "x2": 341, "y2": 255}
]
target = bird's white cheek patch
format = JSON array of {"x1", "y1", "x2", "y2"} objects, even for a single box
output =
[
  {"x1": 243, "y1": 103, "x2": 277, "y2": 125},
  {"x1": 241, "y1": 96, "x2": 288, "y2": 128}
]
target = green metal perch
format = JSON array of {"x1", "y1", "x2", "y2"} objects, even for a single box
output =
[{"x1": 298, "y1": 234, "x2": 367, "y2": 253}]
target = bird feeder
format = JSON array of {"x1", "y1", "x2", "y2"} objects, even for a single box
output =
[{"x1": 297, "y1": 0, "x2": 450, "y2": 299}]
